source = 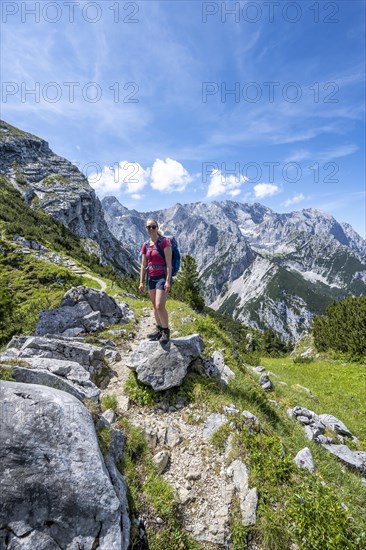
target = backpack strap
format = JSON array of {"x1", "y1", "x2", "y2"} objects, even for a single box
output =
[{"x1": 155, "y1": 236, "x2": 166, "y2": 262}]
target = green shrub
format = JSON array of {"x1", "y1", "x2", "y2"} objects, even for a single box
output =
[
  {"x1": 0, "y1": 366, "x2": 15, "y2": 381},
  {"x1": 293, "y1": 355, "x2": 314, "y2": 364},
  {"x1": 287, "y1": 472, "x2": 357, "y2": 549},
  {"x1": 171, "y1": 255, "x2": 205, "y2": 312},
  {"x1": 313, "y1": 296, "x2": 366, "y2": 360},
  {"x1": 101, "y1": 393, "x2": 118, "y2": 413},
  {"x1": 124, "y1": 371, "x2": 160, "y2": 406},
  {"x1": 97, "y1": 426, "x2": 112, "y2": 456}
]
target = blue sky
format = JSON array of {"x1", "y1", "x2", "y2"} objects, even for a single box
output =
[{"x1": 1, "y1": 0, "x2": 365, "y2": 236}]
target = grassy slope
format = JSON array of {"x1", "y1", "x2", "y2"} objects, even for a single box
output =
[
  {"x1": 118, "y1": 296, "x2": 366, "y2": 550},
  {"x1": 0, "y1": 176, "x2": 138, "y2": 343},
  {"x1": 260, "y1": 356, "x2": 366, "y2": 440}
]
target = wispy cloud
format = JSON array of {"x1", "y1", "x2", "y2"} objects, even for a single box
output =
[
  {"x1": 285, "y1": 144, "x2": 359, "y2": 163},
  {"x1": 282, "y1": 193, "x2": 305, "y2": 207}
]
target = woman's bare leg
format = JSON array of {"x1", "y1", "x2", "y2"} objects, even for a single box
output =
[
  {"x1": 149, "y1": 289, "x2": 163, "y2": 326},
  {"x1": 155, "y1": 289, "x2": 169, "y2": 328}
]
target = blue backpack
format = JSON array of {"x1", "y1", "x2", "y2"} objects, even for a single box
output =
[{"x1": 145, "y1": 235, "x2": 181, "y2": 276}]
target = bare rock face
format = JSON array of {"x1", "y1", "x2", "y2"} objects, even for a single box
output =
[
  {"x1": 0, "y1": 120, "x2": 138, "y2": 275},
  {"x1": 127, "y1": 334, "x2": 204, "y2": 391},
  {"x1": 0, "y1": 381, "x2": 129, "y2": 549},
  {"x1": 10, "y1": 359, "x2": 100, "y2": 403},
  {"x1": 35, "y1": 286, "x2": 135, "y2": 337}
]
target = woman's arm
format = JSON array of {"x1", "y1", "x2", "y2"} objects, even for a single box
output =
[
  {"x1": 139, "y1": 254, "x2": 148, "y2": 292},
  {"x1": 164, "y1": 246, "x2": 172, "y2": 293}
]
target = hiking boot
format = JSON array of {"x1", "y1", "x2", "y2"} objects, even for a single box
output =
[
  {"x1": 159, "y1": 328, "x2": 170, "y2": 345},
  {"x1": 147, "y1": 325, "x2": 163, "y2": 340}
]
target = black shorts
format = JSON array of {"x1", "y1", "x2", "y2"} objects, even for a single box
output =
[{"x1": 147, "y1": 275, "x2": 166, "y2": 291}]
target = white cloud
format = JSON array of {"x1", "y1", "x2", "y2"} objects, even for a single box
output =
[
  {"x1": 228, "y1": 189, "x2": 241, "y2": 197},
  {"x1": 206, "y1": 170, "x2": 248, "y2": 198},
  {"x1": 150, "y1": 158, "x2": 192, "y2": 192},
  {"x1": 253, "y1": 183, "x2": 281, "y2": 199},
  {"x1": 88, "y1": 161, "x2": 149, "y2": 196},
  {"x1": 282, "y1": 193, "x2": 305, "y2": 207}
]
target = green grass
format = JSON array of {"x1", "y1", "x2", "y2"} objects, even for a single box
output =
[
  {"x1": 101, "y1": 393, "x2": 118, "y2": 413},
  {"x1": 81, "y1": 275, "x2": 102, "y2": 289},
  {"x1": 260, "y1": 356, "x2": 366, "y2": 440}
]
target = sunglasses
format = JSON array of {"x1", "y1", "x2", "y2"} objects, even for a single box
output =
[{"x1": 146, "y1": 225, "x2": 157, "y2": 230}]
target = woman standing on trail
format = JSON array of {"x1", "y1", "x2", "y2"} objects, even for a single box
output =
[{"x1": 139, "y1": 218, "x2": 172, "y2": 344}]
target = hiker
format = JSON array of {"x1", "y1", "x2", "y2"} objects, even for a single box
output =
[{"x1": 139, "y1": 218, "x2": 172, "y2": 344}]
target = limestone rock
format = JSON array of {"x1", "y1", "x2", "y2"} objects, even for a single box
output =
[
  {"x1": 227, "y1": 459, "x2": 258, "y2": 526},
  {"x1": 224, "y1": 404, "x2": 240, "y2": 414},
  {"x1": 102, "y1": 408, "x2": 116, "y2": 425},
  {"x1": 208, "y1": 351, "x2": 235, "y2": 385},
  {"x1": 259, "y1": 373, "x2": 273, "y2": 390},
  {"x1": 294, "y1": 447, "x2": 315, "y2": 472},
  {"x1": 0, "y1": 381, "x2": 129, "y2": 549},
  {"x1": 319, "y1": 413, "x2": 354, "y2": 438},
  {"x1": 35, "y1": 286, "x2": 134, "y2": 337},
  {"x1": 165, "y1": 426, "x2": 183, "y2": 448},
  {"x1": 252, "y1": 366, "x2": 265, "y2": 373},
  {"x1": 202, "y1": 413, "x2": 227, "y2": 439},
  {"x1": 227, "y1": 459, "x2": 249, "y2": 495},
  {"x1": 153, "y1": 451, "x2": 170, "y2": 474},
  {"x1": 127, "y1": 334, "x2": 203, "y2": 391},
  {"x1": 241, "y1": 487, "x2": 258, "y2": 526},
  {"x1": 16, "y1": 336, "x2": 107, "y2": 382},
  {"x1": 10, "y1": 363, "x2": 100, "y2": 403},
  {"x1": 242, "y1": 410, "x2": 262, "y2": 432},
  {"x1": 321, "y1": 444, "x2": 366, "y2": 474}
]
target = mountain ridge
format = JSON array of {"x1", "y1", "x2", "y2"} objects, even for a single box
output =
[
  {"x1": 102, "y1": 195, "x2": 366, "y2": 341},
  {"x1": 0, "y1": 120, "x2": 138, "y2": 276}
]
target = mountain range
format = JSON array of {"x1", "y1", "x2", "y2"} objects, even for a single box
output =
[
  {"x1": 102, "y1": 197, "x2": 366, "y2": 341},
  {"x1": 1, "y1": 119, "x2": 365, "y2": 341}
]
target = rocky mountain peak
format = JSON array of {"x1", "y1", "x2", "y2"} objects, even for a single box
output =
[
  {"x1": 0, "y1": 120, "x2": 138, "y2": 275},
  {"x1": 102, "y1": 195, "x2": 366, "y2": 341}
]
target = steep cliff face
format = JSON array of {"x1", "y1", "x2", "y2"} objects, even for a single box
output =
[
  {"x1": 102, "y1": 196, "x2": 366, "y2": 341},
  {"x1": 0, "y1": 121, "x2": 137, "y2": 275}
]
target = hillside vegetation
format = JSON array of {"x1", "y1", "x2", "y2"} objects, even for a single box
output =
[
  {"x1": 0, "y1": 176, "x2": 136, "y2": 343},
  {"x1": 1, "y1": 174, "x2": 365, "y2": 549},
  {"x1": 95, "y1": 287, "x2": 366, "y2": 550},
  {"x1": 313, "y1": 296, "x2": 366, "y2": 360}
]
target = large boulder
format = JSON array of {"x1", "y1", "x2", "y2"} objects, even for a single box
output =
[
  {"x1": 16, "y1": 336, "x2": 106, "y2": 381},
  {"x1": 203, "y1": 351, "x2": 235, "y2": 385},
  {"x1": 127, "y1": 334, "x2": 203, "y2": 391},
  {"x1": 10, "y1": 357, "x2": 100, "y2": 403},
  {"x1": 321, "y1": 444, "x2": 366, "y2": 474},
  {"x1": 35, "y1": 286, "x2": 135, "y2": 337},
  {"x1": 0, "y1": 381, "x2": 129, "y2": 549}
]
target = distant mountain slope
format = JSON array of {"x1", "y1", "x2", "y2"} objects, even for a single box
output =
[
  {"x1": 0, "y1": 120, "x2": 137, "y2": 275},
  {"x1": 102, "y1": 196, "x2": 366, "y2": 341}
]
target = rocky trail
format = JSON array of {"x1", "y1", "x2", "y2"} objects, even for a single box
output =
[
  {"x1": 101, "y1": 309, "x2": 254, "y2": 548},
  {"x1": 1, "y1": 286, "x2": 365, "y2": 549}
]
